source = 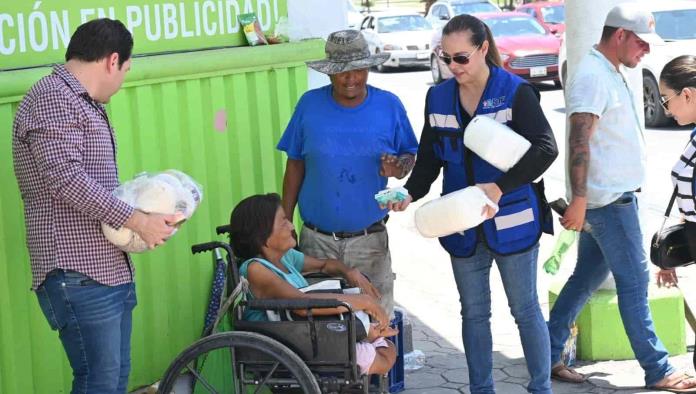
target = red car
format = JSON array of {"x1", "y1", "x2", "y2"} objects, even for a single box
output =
[
  {"x1": 515, "y1": 1, "x2": 565, "y2": 37},
  {"x1": 431, "y1": 12, "x2": 561, "y2": 86}
]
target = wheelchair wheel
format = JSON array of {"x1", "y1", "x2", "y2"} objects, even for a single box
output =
[{"x1": 159, "y1": 331, "x2": 321, "y2": 394}]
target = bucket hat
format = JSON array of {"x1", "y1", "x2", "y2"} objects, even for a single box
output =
[{"x1": 306, "y1": 29, "x2": 390, "y2": 75}]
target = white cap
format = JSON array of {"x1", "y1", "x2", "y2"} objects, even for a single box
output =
[{"x1": 604, "y1": 2, "x2": 664, "y2": 45}]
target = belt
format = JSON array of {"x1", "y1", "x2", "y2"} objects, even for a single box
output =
[{"x1": 304, "y1": 217, "x2": 388, "y2": 241}]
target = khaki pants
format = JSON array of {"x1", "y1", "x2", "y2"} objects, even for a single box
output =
[{"x1": 299, "y1": 224, "x2": 394, "y2": 318}]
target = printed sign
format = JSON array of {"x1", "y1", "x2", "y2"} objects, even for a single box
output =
[{"x1": 0, "y1": 0, "x2": 287, "y2": 70}]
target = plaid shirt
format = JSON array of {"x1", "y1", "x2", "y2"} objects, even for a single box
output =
[{"x1": 13, "y1": 65, "x2": 135, "y2": 290}]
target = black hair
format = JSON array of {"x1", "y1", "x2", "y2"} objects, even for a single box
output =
[
  {"x1": 229, "y1": 193, "x2": 282, "y2": 260},
  {"x1": 600, "y1": 26, "x2": 619, "y2": 43},
  {"x1": 660, "y1": 55, "x2": 696, "y2": 92},
  {"x1": 65, "y1": 18, "x2": 133, "y2": 67},
  {"x1": 442, "y1": 14, "x2": 502, "y2": 67}
]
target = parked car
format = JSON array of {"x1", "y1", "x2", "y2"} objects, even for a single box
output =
[
  {"x1": 430, "y1": 12, "x2": 561, "y2": 85},
  {"x1": 515, "y1": 1, "x2": 565, "y2": 37},
  {"x1": 557, "y1": 0, "x2": 696, "y2": 127},
  {"x1": 360, "y1": 11, "x2": 434, "y2": 71},
  {"x1": 425, "y1": 0, "x2": 501, "y2": 29}
]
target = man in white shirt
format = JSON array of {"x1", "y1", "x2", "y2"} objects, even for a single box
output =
[{"x1": 547, "y1": 3, "x2": 696, "y2": 392}]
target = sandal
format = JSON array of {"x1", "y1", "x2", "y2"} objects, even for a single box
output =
[
  {"x1": 551, "y1": 363, "x2": 586, "y2": 384},
  {"x1": 649, "y1": 371, "x2": 696, "y2": 393}
]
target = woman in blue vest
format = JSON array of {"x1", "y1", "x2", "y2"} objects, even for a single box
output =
[{"x1": 391, "y1": 14, "x2": 558, "y2": 394}]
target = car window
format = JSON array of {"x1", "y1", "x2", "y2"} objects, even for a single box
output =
[
  {"x1": 451, "y1": 2, "x2": 499, "y2": 15},
  {"x1": 540, "y1": 5, "x2": 565, "y2": 24},
  {"x1": 435, "y1": 5, "x2": 448, "y2": 18},
  {"x1": 485, "y1": 16, "x2": 547, "y2": 37},
  {"x1": 377, "y1": 15, "x2": 432, "y2": 33},
  {"x1": 653, "y1": 9, "x2": 696, "y2": 41}
]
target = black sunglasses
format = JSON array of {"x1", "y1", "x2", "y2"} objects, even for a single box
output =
[{"x1": 438, "y1": 46, "x2": 479, "y2": 65}]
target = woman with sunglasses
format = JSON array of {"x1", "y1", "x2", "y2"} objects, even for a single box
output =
[
  {"x1": 390, "y1": 14, "x2": 558, "y2": 394},
  {"x1": 656, "y1": 56, "x2": 696, "y2": 288}
]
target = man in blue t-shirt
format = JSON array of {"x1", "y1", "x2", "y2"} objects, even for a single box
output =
[{"x1": 277, "y1": 30, "x2": 418, "y2": 316}]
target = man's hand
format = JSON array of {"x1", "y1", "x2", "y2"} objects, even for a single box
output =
[
  {"x1": 385, "y1": 194, "x2": 413, "y2": 212},
  {"x1": 560, "y1": 197, "x2": 587, "y2": 231},
  {"x1": 656, "y1": 268, "x2": 678, "y2": 288},
  {"x1": 380, "y1": 153, "x2": 402, "y2": 177},
  {"x1": 124, "y1": 210, "x2": 179, "y2": 249},
  {"x1": 345, "y1": 268, "x2": 381, "y2": 299},
  {"x1": 476, "y1": 183, "x2": 502, "y2": 219}
]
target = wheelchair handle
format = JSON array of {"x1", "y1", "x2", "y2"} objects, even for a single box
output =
[
  {"x1": 191, "y1": 241, "x2": 223, "y2": 254},
  {"x1": 245, "y1": 298, "x2": 352, "y2": 312},
  {"x1": 216, "y1": 224, "x2": 231, "y2": 235}
]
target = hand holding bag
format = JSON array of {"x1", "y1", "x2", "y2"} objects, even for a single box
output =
[{"x1": 650, "y1": 187, "x2": 694, "y2": 269}]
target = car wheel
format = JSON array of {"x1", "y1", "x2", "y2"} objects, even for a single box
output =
[
  {"x1": 643, "y1": 74, "x2": 670, "y2": 127},
  {"x1": 431, "y1": 55, "x2": 442, "y2": 84}
]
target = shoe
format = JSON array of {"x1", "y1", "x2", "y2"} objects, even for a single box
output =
[
  {"x1": 551, "y1": 363, "x2": 586, "y2": 384},
  {"x1": 648, "y1": 371, "x2": 696, "y2": 393}
]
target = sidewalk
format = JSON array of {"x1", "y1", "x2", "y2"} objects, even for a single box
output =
[{"x1": 389, "y1": 181, "x2": 696, "y2": 394}]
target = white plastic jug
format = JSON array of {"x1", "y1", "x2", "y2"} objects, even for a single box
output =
[
  {"x1": 464, "y1": 115, "x2": 530, "y2": 172},
  {"x1": 415, "y1": 186, "x2": 498, "y2": 238}
]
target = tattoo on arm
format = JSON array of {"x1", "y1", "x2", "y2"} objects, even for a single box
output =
[
  {"x1": 568, "y1": 113, "x2": 597, "y2": 198},
  {"x1": 397, "y1": 154, "x2": 416, "y2": 179}
]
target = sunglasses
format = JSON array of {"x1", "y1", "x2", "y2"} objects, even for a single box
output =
[
  {"x1": 438, "y1": 46, "x2": 479, "y2": 65},
  {"x1": 660, "y1": 92, "x2": 680, "y2": 110}
]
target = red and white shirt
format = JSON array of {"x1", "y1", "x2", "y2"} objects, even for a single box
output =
[{"x1": 13, "y1": 65, "x2": 134, "y2": 290}]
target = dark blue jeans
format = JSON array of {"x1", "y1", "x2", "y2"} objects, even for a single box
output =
[
  {"x1": 35, "y1": 270, "x2": 137, "y2": 394},
  {"x1": 548, "y1": 192, "x2": 673, "y2": 386},
  {"x1": 451, "y1": 243, "x2": 551, "y2": 394}
]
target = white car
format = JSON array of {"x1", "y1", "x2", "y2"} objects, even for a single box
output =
[
  {"x1": 425, "y1": 0, "x2": 501, "y2": 30},
  {"x1": 360, "y1": 11, "x2": 434, "y2": 71},
  {"x1": 346, "y1": 0, "x2": 364, "y2": 29},
  {"x1": 558, "y1": 0, "x2": 696, "y2": 127}
]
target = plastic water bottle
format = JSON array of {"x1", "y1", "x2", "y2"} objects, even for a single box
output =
[
  {"x1": 403, "y1": 349, "x2": 425, "y2": 371},
  {"x1": 543, "y1": 229, "x2": 578, "y2": 275}
]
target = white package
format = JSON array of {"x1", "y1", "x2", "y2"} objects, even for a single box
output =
[
  {"x1": 463, "y1": 115, "x2": 531, "y2": 172},
  {"x1": 101, "y1": 170, "x2": 203, "y2": 253},
  {"x1": 415, "y1": 186, "x2": 498, "y2": 238}
]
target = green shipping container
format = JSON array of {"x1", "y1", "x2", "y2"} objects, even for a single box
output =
[{"x1": 0, "y1": 14, "x2": 325, "y2": 393}]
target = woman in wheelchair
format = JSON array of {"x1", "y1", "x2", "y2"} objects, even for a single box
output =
[{"x1": 229, "y1": 193, "x2": 398, "y2": 376}]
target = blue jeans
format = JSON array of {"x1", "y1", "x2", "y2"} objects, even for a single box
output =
[
  {"x1": 35, "y1": 269, "x2": 137, "y2": 394},
  {"x1": 548, "y1": 192, "x2": 673, "y2": 386},
  {"x1": 451, "y1": 243, "x2": 551, "y2": 394}
]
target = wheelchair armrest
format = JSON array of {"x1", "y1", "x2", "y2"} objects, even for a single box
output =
[{"x1": 245, "y1": 298, "x2": 353, "y2": 313}]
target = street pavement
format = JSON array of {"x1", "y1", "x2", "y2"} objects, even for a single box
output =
[{"x1": 377, "y1": 68, "x2": 696, "y2": 393}]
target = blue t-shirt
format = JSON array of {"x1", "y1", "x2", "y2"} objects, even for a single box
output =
[
  {"x1": 277, "y1": 84, "x2": 418, "y2": 232},
  {"x1": 240, "y1": 248, "x2": 308, "y2": 322}
]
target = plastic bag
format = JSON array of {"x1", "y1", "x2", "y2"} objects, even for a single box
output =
[
  {"x1": 101, "y1": 170, "x2": 203, "y2": 253},
  {"x1": 463, "y1": 115, "x2": 531, "y2": 172},
  {"x1": 267, "y1": 16, "x2": 289, "y2": 44},
  {"x1": 238, "y1": 13, "x2": 268, "y2": 46},
  {"x1": 543, "y1": 229, "x2": 578, "y2": 274},
  {"x1": 404, "y1": 349, "x2": 425, "y2": 371}
]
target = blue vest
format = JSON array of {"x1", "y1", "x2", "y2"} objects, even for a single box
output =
[{"x1": 427, "y1": 67, "x2": 546, "y2": 257}]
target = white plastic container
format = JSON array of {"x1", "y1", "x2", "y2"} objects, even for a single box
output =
[
  {"x1": 463, "y1": 115, "x2": 531, "y2": 172},
  {"x1": 414, "y1": 186, "x2": 497, "y2": 238}
]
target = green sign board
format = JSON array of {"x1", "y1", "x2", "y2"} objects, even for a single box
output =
[{"x1": 0, "y1": 0, "x2": 288, "y2": 70}]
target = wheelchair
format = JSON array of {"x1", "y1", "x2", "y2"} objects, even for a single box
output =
[{"x1": 157, "y1": 224, "x2": 389, "y2": 394}]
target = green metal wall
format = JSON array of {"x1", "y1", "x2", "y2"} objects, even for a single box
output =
[{"x1": 0, "y1": 39, "x2": 324, "y2": 393}]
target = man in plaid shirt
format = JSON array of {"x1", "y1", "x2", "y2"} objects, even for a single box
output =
[{"x1": 12, "y1": 19, "x2": 178, "y2": 394}]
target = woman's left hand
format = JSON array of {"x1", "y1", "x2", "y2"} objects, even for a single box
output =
[
  {"x1": 345, "y1": 268, "x2": 381, "y2": 299},
  {"x1": 656, "y1": 268, "x2": 678, "y2": 288},
  {"x1": 476, "y1": 183, "x2": 503, "y2": 219}
]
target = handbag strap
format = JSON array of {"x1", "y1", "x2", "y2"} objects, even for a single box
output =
[{"x1": 656, "y1": 149, "x2": 696, "y2": 243}]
